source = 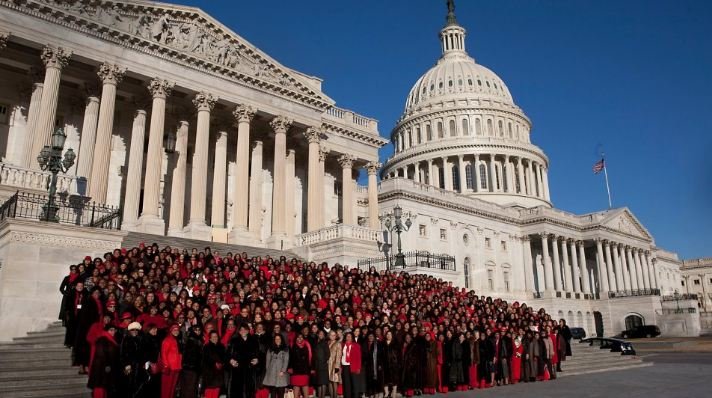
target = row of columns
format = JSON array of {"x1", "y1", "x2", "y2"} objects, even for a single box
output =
[
  {"x1": 14, "y1": 44, "x2": 383, "y2": 242},
  {"x1": 526, "y1": 234, "x2": 593, "y2": 295},
  {"x1": 596, "y1": 239, "x2": 658, "y2": 293},
  {"x1": 385, "y1": 153, "x2": 550, "y2": 201}
]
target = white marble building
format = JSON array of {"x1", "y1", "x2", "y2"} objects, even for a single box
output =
[
  {"x1": 0, "y1": 0, "x2": 702, "y2": 337},
  {"x1": 376, "y1": 2, "x2": 699, "y2": 337}
]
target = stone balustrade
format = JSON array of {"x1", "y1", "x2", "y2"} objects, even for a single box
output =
[
  {"x1": 295, "y1": 224, "x2": 380, "y2": 247},
  {"x1": 0, "y1": 163, "x2": 79, "y2": 195},
  {"x1": 324, "y1": 105, "x2": 379, "y2": 134}
]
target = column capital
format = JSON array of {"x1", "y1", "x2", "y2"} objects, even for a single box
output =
[
  {"x1": 0, "y1": 31, "x2": 10, "y2": 50},
  {"x1": 147, "y1": 78, "x2": 174, "y2": 99},
  {"x1": 270, "y1": 115, "x2": 293, "y2": 133},
  {"x1": 576, "y1": 240, "x2": 585, "y2": 247},
  {"x1": 539, "y1": 232, "x2": 550, "y2": 240},
  {"x1": 303, "y1": 127, "x2": 323, "y2": 144},
  {"x1": 134, "y1": 109, "x2": 147, "y2": 119},
  {"x1": 41, "y1": 45, "x2": 72, "y2": 69},
  {"x1": 566, "y1": 237, "x2": 575, "y2": 244},
  {"x1": 338, "y1": 154, "x2": 355, "y2": 169},
  {"x1": 233, "y1": 104, "x2": 256, "y2": 123},
  {"x1": 365, "y1": 161, "x2": 382, "y2": 175},
  {"x1": 521, "y1": 235, "x2": 531, "y2": 242},
  {"x1": 193, "y1": 92, "x2": 218, "y2": 112},
  {"x1": 97, "y1": 62, "x2": 126, "y2": 85},
  {"x1": 318, "y1": 145, "x2": 329, "y2": 162}
]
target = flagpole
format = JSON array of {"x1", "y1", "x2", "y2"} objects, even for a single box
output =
[{"x1": 602, "y1": 157, "x2": 612, "y2": 209}]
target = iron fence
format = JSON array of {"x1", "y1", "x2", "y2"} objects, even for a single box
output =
[
  {"x1": 661, "y1": 293, "x2": 698, "y2": 301},
  {"x1": 0, "y1": 191, "x2": 122, "y2": 230},
  {"x1": 357, "y1": 251, "x2": 456, "y2": 271},
  {"x1": 608, "y1": 288, "x2": 661, "y2": 299}
]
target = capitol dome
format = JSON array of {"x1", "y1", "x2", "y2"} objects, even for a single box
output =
[{"x1": 382, "y1": 0, "x2": 553, "y2": 209}]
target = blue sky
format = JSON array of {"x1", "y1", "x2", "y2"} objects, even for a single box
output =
[{"x1": 172, "y1": 0, "x2": 712, "y2": 259}]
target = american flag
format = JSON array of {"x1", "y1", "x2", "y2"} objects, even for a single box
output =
[{"x1": 592, "y1": 158, "x2": 605, "y2": 174}]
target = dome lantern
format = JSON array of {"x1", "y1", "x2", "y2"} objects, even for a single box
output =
[{"x1": 440, "y1": 0, "x2": 467, "y2": 56}]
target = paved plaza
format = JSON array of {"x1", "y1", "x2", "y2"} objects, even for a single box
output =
[{"x1": 429, "y1": 352, "x2": 712, "y2": 398}]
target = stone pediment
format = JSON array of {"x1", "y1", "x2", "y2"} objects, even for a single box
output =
[
  {"x1": 8, "y1": 0, "x2": 333, "y2": 109},
  {"x1": 599, "y1": 208, "x2": 652, "y2": 241}
]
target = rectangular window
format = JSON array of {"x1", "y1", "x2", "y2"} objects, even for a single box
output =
[
  {"x1": 426, "y1": 125, "x2": 432, "y2": 141},
  {"x1": 504, "y1": 271, "x2": 510, "y2": 292},
  {"x1": 438, "y1": 167, "x2": 445, "y2": 189},
  {"x1": 440, "y1": 228, "x2": 447, "y2": 240},
  {"x1": 485, "y1": 237, "x2": 491, "y2": 249},
  {"x1": 479, "y1": 164, "x2": 487, "y2": 189},
  {"x1": 452, "y1": 166, "x2": 460, "y2": 191},
  {"x1": 487, "y1": 270, "x2": 494, "y2": 290},
  {"x1": 465, "y1": 164, "x2": 473, "y2": 190},
  {"x1": 694, "y1": 279, "x2": 700, "y2": 285},
  {"x1": 419, "y1": 224, "x2": 427, "y2": 237},
  {"x1": 501, "y1": 240, "x2": 507, "y2": 251}
]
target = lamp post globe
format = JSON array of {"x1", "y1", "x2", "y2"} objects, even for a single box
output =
[{"x1": 38, "y1": 127, "x2": 75, "y2": 222}]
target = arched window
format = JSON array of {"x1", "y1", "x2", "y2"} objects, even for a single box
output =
[
  {"x1": 465, "y1": 164, "x2": 473, "y2": 189},
  {"x1": 426, "y1": 124, "x2": 432, "y2": 141},
  {"x1": 438, "y1": 122, "x2": 444, "y2": 138},
  {"x1": 479, "y1": 164, "x2": 488, "y2": 190},
  {"x1": 487, "y1": 119, "x2": 493, "y2": 136},
  {"x1": 416, "y1": 126, "x2": 422, "y2": 144},
  {"x1": 438, "y1": 166, "x2": 445, "y2": 189},
  {"x1": 498, "y1": 120, "x2": 504, "y2": 136},
  {"x1": 462, "y1": 119, "x2": 470, "y2": 136},
  {"x1": 452, "y1": 166, "x2": 460, "y2": 191},
  {"x1": 475, "y1": 119, "x2": 482, "y2": 135},
  {"x1": 449, "y1": 120, "x2": 457, "y2": 137},
  {"x1": 468, "y1": 79, "x2": 473, "y2": 86},
  {"x1": 508, "y1": 122, "x2": 513, "y2": 138},
  {"x1": 406, "y1": 130, "x2": 412, "y2": 148}
]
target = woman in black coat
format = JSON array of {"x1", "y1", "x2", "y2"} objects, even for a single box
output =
[
  {"x1": 139, "y1": 324, "x2": 162, "y2": 398},
  {"x1": 87, "y1": 324, "x2": 120, "y2": 397},
  {"x1": 364, "y1": 332, "x2": 385, "y2": 397},
  {"x1": 400, "y1": 334, "x2": 418, "y2": 395},
  {"x1": 313, "y1": 330, "x2": 331, "y2": 398},
  {"x1": 448, "y1": 334, "x2": 465, "y2": 389},
  {"x1": 477, "y1": 332, "x2": 494, "y2": 388},
  {"x1": 74, "y1": 287, "x2": 102, "y2": 373},
  {"x1": 289, "y1": 334, "x2": 313, "y2": 398},
  {"x1": 203, "y1": 331, "x2": 227, "y2": 398},
  {"x1": 382, "y1": 331, "x2": 401, "y2": 397}
]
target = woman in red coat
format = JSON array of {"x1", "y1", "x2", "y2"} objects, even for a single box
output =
[
  {"x1": 161, "y1": 324, "x2": 183, "y2": 398},
  {"x1": 510, "y1": 336, "x2": 523, "y2": 384},
  {"x1": 341, "y1": 332, "x2": 362, "y2": 398}
]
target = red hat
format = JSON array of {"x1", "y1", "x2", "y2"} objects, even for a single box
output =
[
  {"x1": 106, "y1": 300, "x2": 116, "y2": 307},
  {"x1": 120, "y1": 248, "x2": 127, "y2": 255},
  {"x1": 84, "y1": 256, "x2": 92, "y2": 261},
  {"x1": 121, "y1": 312, "x2": 132, "y2": 320},
  {"x1": 170, "y1": 323, "x2": 180, "y2": 332},
  {"x1": 296, "y1": 315, "x2": 305, "y2": 321},
  {"x1": 138, "y1": 242, "x2": 146, "y2": 248}
]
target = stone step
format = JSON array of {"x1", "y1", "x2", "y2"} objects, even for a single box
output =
[
  {"x1": 0, "y1": 349, "x2": 70, "y2": 362},
  {"x1": 0, "y1": 342, "x2": 66, "y2": 350},
  {"x1": 0, "y1": 376, "x2": 88, "y2": 393},
  {"x1": 0, "y1": 359, "x2": 73, "y2": 371},
  {"x1": 0, "y1": 367, "x2": 80, "y2": 381},
  {"x1": 1, "y1": 386, "x2": 91, "y2": 398},
  {"x1": 13, "y1": 334, "x2": 65, "y2": 342}
]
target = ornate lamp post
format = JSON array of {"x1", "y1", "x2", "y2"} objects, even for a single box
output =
[
  {"x1": 163, "y1": 131, "x2": 177, "y2": 154},
  {"x1": 37, "y1": 127, "x2": 75, "y2": 222},
  {"x1": 383, "y1": 205, "x2": 412, "y2": 268}
]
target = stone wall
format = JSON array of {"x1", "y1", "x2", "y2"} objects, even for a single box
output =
[{"x1": 0, "y1": 219, "x2": 126, "y2": 341}]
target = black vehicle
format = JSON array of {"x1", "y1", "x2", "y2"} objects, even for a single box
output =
[
  {"x1": 580, "y1": 337, "x2": 636, "y2": 356},
  {"x1": 620, "y1": 325, "x2": 661, "y2": 339},
  {"x1": 570, "y1": 327, "x2": 586, "y2": 340}
]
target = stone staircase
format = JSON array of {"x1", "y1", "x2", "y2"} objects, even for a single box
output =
[
  {"x1": 558, "y1": 340, "x2": 652, "y2": 377},
  {"x1": 121, "y1": 231, "x2": 294, "y2": 259},
  {"x1": 0, "y1": 322, "x2": 90, "y2": 398}
]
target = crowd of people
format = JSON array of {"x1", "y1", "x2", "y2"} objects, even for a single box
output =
[{"x1": 59, "y1": 243, "x2": 573, "y2": 398}]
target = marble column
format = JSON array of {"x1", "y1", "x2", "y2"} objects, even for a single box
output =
[
  {"x1": 136, "y1": 78, "x2": 174, "y2": 234},
  {"x1": 185, "y1": 92, "x2": 218, "y2": 239},
  {"x1": 604, "y1": 241, "x2": 617, "y2": 291},
  {"x1": 89, "y1": 63, "x2": 126, "y2": 202},
  {"x1": 167, "y1": 121, "x2": 189, "y2": 236},
  {"x1": 638, "y1": 249, "x2": 651, "y2": 290},
  {"x1": 285, "y1": 150, "x2": 296, "y2": 237},
  {"x1": 318, "y1": 146, "x2": 329, "y2": 227},
  {"x1": 612, "y1": 242, "x2": 624, "y2": 291},
  {"x1": 366, "y1": 162, "x2": 381, "y2": 230},
  {"x1": 473, "y1": 154, "x2": 480, "y2": 192},
  {"x1": 541, "y1": 233, "x2": 555, "y2": 292},
  {"x1": 578, "y1": 241, "x2": 591, "y2": 294},
  {"x1": 516, "y1": 158, "x2": 525, "y2": 194},
  {"x1": 596, "y1": 239, "x2": 610, "y2": 293},
  {"x1": 551, "y1": 234, "x2": 562, "y2": 291},
  {"x1": 414, "y1": 163, "x2": 421, "y2": 183},
  {"x1": 488, "y1": 154, "x2": 496, "y2": 192},
  {"x1": 561, "y1": 237, "x2": 573, "y2": 293},
  {"x1": 304, "y1": 127, "x2": 322, "y2": 232},
  {"x1": 522, "y1": 236, "x2": 536, "y2": 292},
  {"x1": 339, "y1": 154, "x2": 355, "y2": 225},
  {"x1": 121, "y1": 110, "x2": 147, "y2": 228},
  {"x1": 627, "y1": 246, "x2": 641, "y2": 291},
  {"x1": 269, "y1": 116, "x2": 293, "y2": 242},
  {"x1": 619, "y1": 244, "x2": 633, "y2": 290},
  {"x1": 542, "y1": 167, "x2": 551, "y2": 201},
  {"x1": 230, "y1": 105, "x2": 256, "y2": 236},
  {"x1": 20, "y1": 72, "x2": 43, "y2": 168},
  {"x1": 30, "y1": 46, "x2": 72, "y2": 169},
  {"x1": 75, "y1": 94, "x2": 100, "y2": 181},
  {"x1": 211, "y1": 131, "x2": 228, "y2": 228},
  {"x1": 458, "y1": 155, "x2": 467, "y2": 192},
  {"x1": 526, "y1": 160, "x2": 534, "y2": 195},
  {"x1": 427, "y1": 159, "x2": 434, "y2": 186},
  {"x1": 646, "y1": 252, "x2": 658, "y2": 289},
  {"x1": 248, "y1": 142, "x2": 264, "y2": 236},
  {"x1": 569, "y1": 239, "x2": 581, "y2": 293}
]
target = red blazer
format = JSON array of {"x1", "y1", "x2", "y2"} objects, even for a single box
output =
[
  {"x1": 161, "y1": 335, "x2": 182, "y2": 372},
  {"x1": 347, "y1": 343, "x2": 362, "y2": 374}
]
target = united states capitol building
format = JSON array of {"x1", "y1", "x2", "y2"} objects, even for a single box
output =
[{"x1": 0, "y1": 0, "x2": 705, "y2": 340}]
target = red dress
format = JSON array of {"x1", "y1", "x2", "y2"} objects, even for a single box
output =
[{"x1": 510, "y1": 342, "x2": 523, "y2": 383}]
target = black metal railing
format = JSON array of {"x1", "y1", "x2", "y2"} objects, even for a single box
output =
[
  {"x1": 662, "y1": 293, "x2": 698, "y2": 301},
  {"x1": 608, "y1": 288, "x2": 661, "y2": 299},
  {"x1": 657, "y1": 308, "x2": 697, "y2": 315},
  {"x1": 357, "y1": 251, "x2": 456, "y2": 271},
  {"x1": 0, "y1": 191, "x2": 122, "y2": 230}
]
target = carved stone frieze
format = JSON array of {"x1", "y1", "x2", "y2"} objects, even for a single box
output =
[{"x1": 7, "y1": 231, "x2": 120, "y2": 251}]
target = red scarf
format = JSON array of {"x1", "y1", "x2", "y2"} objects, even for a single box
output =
[{"x1": 297, "y1": 339, "x2": 312, "y2": 363}]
